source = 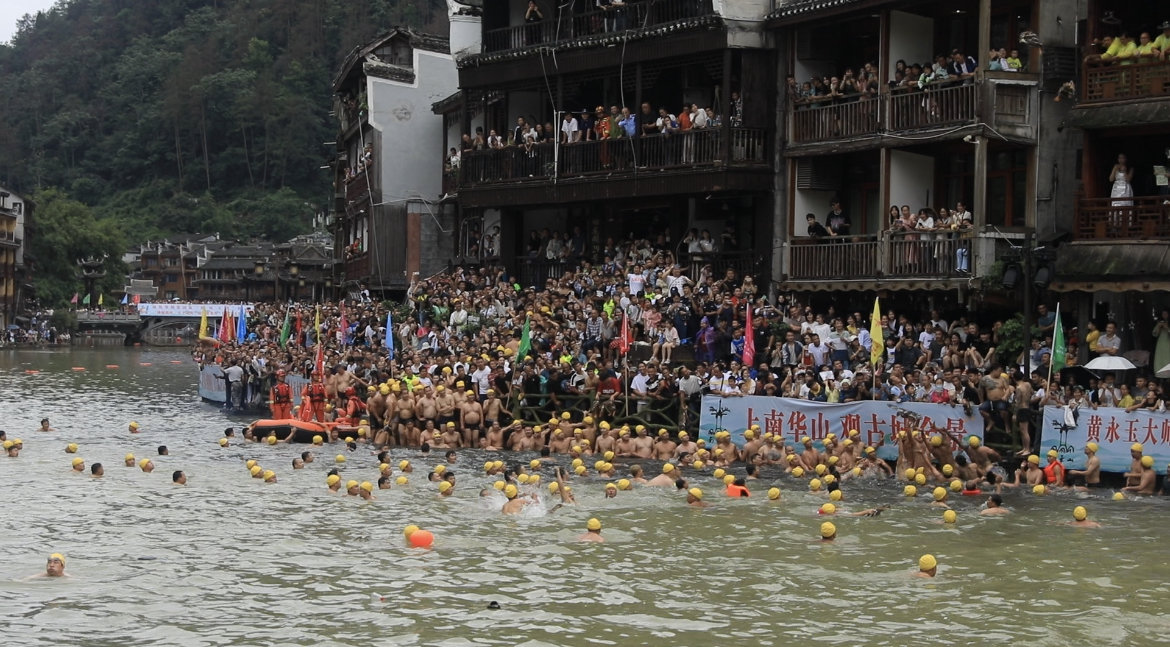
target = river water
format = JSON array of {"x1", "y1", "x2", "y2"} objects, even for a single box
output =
[{"x1": 2, "y1": 347, "x2": 1170, "y2": 647}]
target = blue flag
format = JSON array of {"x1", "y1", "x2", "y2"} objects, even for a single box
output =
[
  {"x1": 120, "y1": 294, "x2": 128, "y2": 305},
  {"x1": 385, "y1": 311, "x2": 395, "y2": 360},
  {"x1": 236, "y1": 305, "x2": 247, "y2": 342}
]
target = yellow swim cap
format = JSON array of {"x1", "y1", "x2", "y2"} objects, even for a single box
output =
[
  {"x1": 941, "y1": 464, "x2": 953, "y2": 476},
  {"x1": 722, "y1": 474, "x2": 735, "y2": 485},
  {"x1": 344, "y1": 437, "x2": 355, "y2": 444},
  {"x1": 932, "y1": 487, "x2": 947, "y2": 501},
  {"x1": 815, "y1": 464, "x2": 827, "y2": 475},
  {"x1": 50, "y1": 553, "x2": 66, "y2": 566},
  {"x1": 692, "y1": 460, "x2": 705, "y2": 469},
  {"x1": 517, "y1": 473, "x2": 529, "y2": 484},
  {"x1": 1131, "y1": 443, "x2": 1144, "y2": 452},
  {"x1": 346, "y1": 480, "x2": 359, "y2": 489},
  {"x1": 661, "y1": 462, "x2": 676, "y2": 474},
  {"x1": 434, "y1": 464, "x2": 446, "y2": 474},
  {"x1": 438, "y1": 481, "x2": 452, "y2": 493},
  {"x1": 484, "y1": 461, "x2": 494, "y2": 472},
  {"x1": 548, "y1": 482, "x2": 560, "y2": 493},
  {"x1": 827, "y1": 456, "x2": 839, "y2": 465},
  {"x1": 129, "y1": 422, "x2": 139, "y2": 429},
  {"x1": 829, "y1": 489, "x2": 842, "y2": 502},
  {"x1": 400, "y1": 460, "x2": 411, "y2": 470},
  {"x1": 1027, "y1": 455, "x2": 1040, "y2": 465},
  {"x1": 800, "y1": 436, "x2": 811, "y2": 444},
  {"x1": 2, "y1": 440, "x2": 12, "y2": 450},
  {"x1": 603, "y1": 451, "x2": 615, "y2": 461},
  {"x1": 919, "y1": 554, "x2": 937, "y2": 571},
  {"x1": 820, "y1": 521, "x2": 836, "y2": 538},
  {"x1": 245, "y1": 459, "x2": 257, "y2": 469},
  {"x1": 218, "y1": 438, "x2": 228, "y2": 447},
  {"x1": 968, "y1": 436, "x2": 981, "y2": 447},
  {"x1": 617, "y1": 479, "x2": 631, "y2": 490},
  {"x1": 792, "y1": 467, "x2": 805, "y2": 478},
  {"x1": 575, "y1": 465, "x2": 587, "y2": 475},
  {"x1": 587, "y1": 518, "x2": 602, "y2": 531},
  {"x1": 250, "y1": 465, "x2": 262, "y2": 476},
  {"x1": 851, "y1": 467, "x2": 862, "y2": 477},
  {"x1": 767, "y1": 487, "x2": 781, "y2": 500},
  {"x1": 1085, "y1": 442, "x2": 1099, "y2": 453},
  {"x1": 904, "y1": 485, "x2": 917, "y2": 497},
  {"x1": 404, "y1": 524, "x2": 419, "y2": 537},
  {"x1": 688, "y1": 487, "x2": 703, "y2": 500},
  {"x1": 379, "y1": 463, "x2": 391, "y2": 472},
  {"x1": 809, "y1": 478, "x2": 822, "y2": 491},
  {"x1": 605, "y1": 482, "x2": 618, "y2": 492},
  {"x1": 1047, "y1": 449, "x2": 1058, "y2": 459},
  {"x1": 266, "y1": 436, "x2": 277, "y2": 445},
  {"x1": 504, "y1": 484, "x2": 518, "y2": 499},
  {"x1": 312, "y1": 435, "x2": 323, "y2": 444},
  {"x1": 787, "y1": 454, "x2": 797, "y2": 462},
  {"x1": 949, "y1": 479, "x2": 962, "y2": 492},
  {"x1": 904, "y1": 468, "x2": 917, "y2": 480},
  {"x1": 66, "y1": 443, "x2": 79, "y2": 453},
  {"x1": 1073, "y1": 506, "x2": 1087, "y2": 521},
  {"x1": 1112, "y1": 492, "x2": 1125, "y2": 501},
  {"x1": 140, "y1": 459, "x2": 151, "y2": 469},
  {"x1": 326, "y1": 475, "x2": 341, "y2": 486},
  {"x1": 71, "y1": 457, "x2": 84, "y2": 466},
  {"x1": 914, "y1": 474, "x2": 926, "y2": 486},
  {"x1": 824, "y1": 474, "x2": 836, "y2": 485},
  {"x1": 1032, "y1": 484, "x2": 1046, "y2": 495},
  {"x1": 930, "y1": 435, "x2": 943, "y2": 447},
  {"x1": 943, "y1": 510, "x2": 957, "y2": 524},
  {"x1": 1141, "y1": 455, "x2": 1154, "y2": 468},
  {"x1": 713, "y1": 468, "x2": 726, "y2": 480},
  {"x1": 396, "y1": 476, "x2": 408, "y2": 485},
  {"x1": 336, "y1": 454, "x2": 346, "y2": 463},
  {"x1": 263, "y1": 470, "x2": 275, "y2": 480},
  {"x1": 529, "y1": 459, "x2": 541, "y2": 470},
  {"x1": 820, "y1": 503, "x2": 836, "y2": 515}
]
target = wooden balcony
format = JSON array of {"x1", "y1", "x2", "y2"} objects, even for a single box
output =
[
  {"x1": 1074, "y1": 196, "x2": 1170, "y2": 240},
  {"x1": 786, "y1": 232, "x2": 974, "y2": 283},
  {"x1": 344, "y1": 252, "x2": 370, "y2": 281},
  {"x1": 0, "y1": 230, "x2": 20, "y2": 248},
  {"x1": 458, "y1": 127, "x2": 768, "y2": 189},
  {"x1": 1082, "y1": 59, "x2": 1170, "y2": 105},
  {"x1": 789, "y1": 80, "x2": 987, "y2": 147},
  {"x1": 482, "y1": 0, "x2": 714, "y2": 55},
  {"x1": 345, "y1": 174, "x2": 370, "y2": 206}
]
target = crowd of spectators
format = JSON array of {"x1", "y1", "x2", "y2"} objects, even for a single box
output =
[
  {"x1": 1085, "y1": 21, "x2": 1170, "y2": 64},
  {"x1": 195, "y1": 232, "x2": 1169, "y2": 453}
]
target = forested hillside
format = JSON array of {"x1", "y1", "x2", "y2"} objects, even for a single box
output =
[{"x1": 0, "y1": 0, "x2": 446, "y2": 304}]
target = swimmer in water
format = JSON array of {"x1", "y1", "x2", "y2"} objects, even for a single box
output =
[
  {"x1": 578, "y1": 518, "x2": 604, "y2": 543},
  {"x1": 4, "y1": 440, "x2": 20, "y2": 457},
  {"x1": 360, "y1": 481, "x2": 375, "y2": 499},
  {"x1": 90, "y1": 463, "x2": 103, "y2": 478},
  {"x1": 686, "y1": 487, "x2": 709, "y2": 508},
  {"x1": 302, "y1": 451, "x2": 314, "y2": 464},
  {"x1": 129, "y1": 422, "x2": 140, "y2": 434},
  {"x1": 817, "y1": 521, "x2": 836, "y2": 542},
  {"x1": 39, "y1": 418, "x2": 55, "y2": 432},
  {"x1": 71, "y1": 458, "x2": 85, "y2": 473},
  {"x1": 646, "y1": 463, "x2": 677, "y2": 486},
  {"x1": 1067, "y1": 443, "x2": 1101, "y2": 490},
  {"x1": 123, "y1": 453, "x2": 135, "y2": 467},
  {"x1": 158, "y1": 446, "x2": 168, "y2": 456},
  {"x1": 1068, "y1": 506, "x2": 1101, "y2": 528},
  {"x1": 914, "y1": 554, "x2": 938, "y2": 578},
  {"x1": 139, "y1": 459, "x2": 155, "y2": 473},
  {"x1": 292, "y1": 457, "x2": 304, "y2": 469},
  {"x1": 26, "y1": 553, "x2": 69, "y2": 579},
  {"x1": 173, "y1": 470, "x2": 187, "y2": 485},
  {"x1": 1123, "y1": 456, "x2": 1157, "y2": 495},
  {"x1": 979, "y1": 494, "x2": 1009, "y2": 515}
]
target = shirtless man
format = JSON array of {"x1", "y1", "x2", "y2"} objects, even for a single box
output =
[
  {"x1": 836, "y1": 440, "x2": 857, "y2": 471},
  {"x1": 435, "y1": 385, "x2": 457, "y2": 427},
  {"x1": 1125, "y1": 443, "x2": 1145, "y2": 487},
  {"x1": 595, "y1": 424, "x2": 617, "y2": 455},
  {"x1": 460, "y1": 390, "x2": 483, "y2": 447},
  {"x1": 501, "y1": 484, "x2": 533, "y2": 515},
  {"x1": 578, "y1": 518, "x2": 605, "y2": 543},
  {"x1": 979, "y1": 368, "x2": 1011, "y2": 432},
  {"x1": 963, "y1": 435, "x2": 999, "y2": 476},
  {"x1": 799, "y1": 436, "x2": 821, "y2": 471},
  {"x1": 440, "y1": 421, "x2": 462, "y2": 448},
  {"x1": 511, "y1": 426, "x2": 537, "y2": 452},
  {"x1": 674, "y1": 432, "x2": 698, "y2": 458},
  {"x1": 38, "y1": 418, "x2": 55, "y2": 432},
  {"x1": 367, "y1": 384, "x2": 389, "y2": 429},
  {"x1": 742, "y1": 428, "x2": 764, "y2": 463},
  {"x1": 628, "y1": 464, "x2": 647, "y2": 484},
  {"x1": 548, "y1": 429, "x2": 572, "y2": 454},
  {"x1": 647, "y1": 462, "x2": 678, "y2": 486},
  {"x1": 859, "y1": 447, "x2": 894, "y2": 476},
  {"x1": 394, "y1": 386, "x2": 416, "y2": 445},
  {"x1": 415, "y1": 386, "x2": 440, "y2": 429},
  {"x1": 482, "y1": 389, "x2": 504, "y2": 428},
  {"x1": 1123, "y1": 455, "x2": 1157, "y2": 495},
  {"x1": 979, "y1": 493, "x2": 1010, "y2": 515},
  {"x1": 1012, "y1": 373, "x2": 1035, "y2": 455},
  {"x1": 1069, "y1": 506, "x2": 1101, "y2": 528},
  {"x1": 653, "y1": 430, "x2": 677, "y2": 460},
  {"x1": 1012, "y1": 454, "x2": 1046, "y2": 487},
  {"x1": 27, "y1": 553, "x2": 69, "y2": 579},
  {"x1": 615, "y1": 428, "x2": 636, "y2": 457},
  {"x1": 927, "y1": 433, "x2": 958, "y2": 475},
  {"x1": 686, "y1": 487, "x2": 709, "y2": 508},
  {"x1": 484, "y1": 421, "x2": 515, "y2": 451}
]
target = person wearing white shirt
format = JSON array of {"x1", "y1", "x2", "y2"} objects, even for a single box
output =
[
  {"x1": 627, "y1": 266, "x2": 646, "y2": 296},
  {"x1": 560, "y1": 113, "x2": 580, "y2": 143}
]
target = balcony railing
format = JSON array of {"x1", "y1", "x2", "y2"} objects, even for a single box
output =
[
  {"x1": 1082, "y1": 59, "x2": 1170, "y2": 105},
  {"x1": 787, "y1": 232, "x2": 973, "y2": 281},
  {"x1": 790, "y1": 81, "x2": 978, "y2": 144},
  {"x1": 0, "y1": 230, "x2": 19, "y2": 247},
  {"x1": 345, "y1": 174, "x2": 370, "y2": 205},
  {"x1": 458, "y1": 127, "x2": 768, "y2": 188},
  {"x1": 482, "y1": 0, "x2": 714, "y2": 54},
  {"x1": 1074, "y1": 196, "x2": 1170, "y2": 240},
  {"x1": 344, "y1": 252, "x2": 370, "y2": 280}
]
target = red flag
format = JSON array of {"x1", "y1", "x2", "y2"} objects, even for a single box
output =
[
  {"x1": 132, "y1": 294, "x2": 140, "y2": 305},
  {"x1": 219, "y1": 309, "x2": 230, "y2": 342},
  {"x1": 619, "y1": 312, "x2": 631, "y2": 355},
  {"x1": 743, "y1": 303, "x2": 756, "y2": 367},
  {"x1": 315, "y1": 342, "x2": 324, "y2": 376},
  {"x1": 70, "y1": 293, "x2": 79, "y2": 304}
]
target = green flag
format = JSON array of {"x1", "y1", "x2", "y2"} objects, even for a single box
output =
[
  {"x1": 82, "y1": 293, "x2": 91, "y2": 305},
  {"x1": 517, "y1": 316, "x2": 531, "y2": 359},
  {"x1": 278, "y1": 309, "x2": 292, "y2": 348},
  {"x1": 1051, "y1": 303, "x2": 1066, "y2": 372}
]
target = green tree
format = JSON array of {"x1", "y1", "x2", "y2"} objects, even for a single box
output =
[{"x1": 28, "y1": 188, "x2": 127, "y2": 307}]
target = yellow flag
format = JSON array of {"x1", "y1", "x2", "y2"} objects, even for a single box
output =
[
  {"x1": 198, "y1": 307, "x2": 208, "y2": 338},
  {"x1": 98, "y1": 293, "x2": 104, "y2": 306},
  {"x1": 870, "y1": 297, "x2": 884, "y2": 367}
]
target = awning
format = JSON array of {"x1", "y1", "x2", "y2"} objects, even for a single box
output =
[{"x1": 1048, "y1": 242, "x2": 1170, "y2": 292}]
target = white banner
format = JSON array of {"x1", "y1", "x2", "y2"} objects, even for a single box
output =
[
  {"x1": 1040, "y1": 405, "x2": 1170, "y2": 473},
  {"x1": 198, "y1": 365, "x2": 309, "y2": 406},
  {"x1": 699, "y1": 395, "x2": 984, "y2": 462},
  {"x1": 137, "y1": 303, "x2": 255, "y2": 318}
]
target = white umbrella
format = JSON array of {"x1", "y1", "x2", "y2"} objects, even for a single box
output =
[
  {"x1": 1084, "y1": 356, "x2": 1137, "y2": 371},
  {"x1": 1157, "y1": 362, "x2": 1170, "y2": 379}
]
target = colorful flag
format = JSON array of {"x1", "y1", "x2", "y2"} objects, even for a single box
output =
[
  {"x1": 743, "y1": 304, "x2": 756, "y2": 367},
  {"x1": 618, "y1": 312, "x2": 630, "y2": 356},
  {"x1": 70, "y1": 293, "x2": 78, "y2": 304},
  {"x1": 517, "y1": 316, "x2": 532, "y2": 359},
  {"x1": 120, "y1": 294, "x2": 128, "y2": 305},
  {"x1": 132, "y1": 294, "x2": 140, "y2": 305},
  {"x1": 385, "y1": 311, "x2": 395, "y2": 360},
  {"x1": 870, "y1": 297, "x2": 884, "y2": 367},
  {"x1": 198, "y1": 307, "x2": 208, "y2": 338},
  {"x1": 279, "y1": 309, "x2": 291, "y2": 347},
  {"x1": 1051, "y1": 303, "x2": 1066, "y2": 373},
  {"x1": 82, "y1": 294, "x2": 91, "y2": 305},
  {"x1": 236, "y1": 304, "x2": 247, "y2": 341},
  {"x1": 98, "y1": 294, "x2": 103, "y2": 306},
  {"x1": 219, "y1": 308, "x2": 230, "y2": 343}
]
